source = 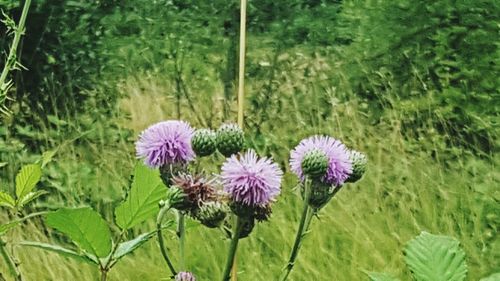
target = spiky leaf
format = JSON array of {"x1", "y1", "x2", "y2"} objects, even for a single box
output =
[
  {"x1": 0, "y1": 191, "x2": 15, "y2": 208},
  {"x1": 46, "y1": 207, "x2": 112, "y2": 258},
  {"x1": 115, "y1": 163, "x2": 166, "y2": 230},
  {"x1": 15, "y1": 164, "x2": 42, "y2": 199},
  {"x1": 19, "y1": 241, "x2": 98, "y2": 264},
  {"x1": 404, "y1": 232, "x2": 467, "y2": 281}
]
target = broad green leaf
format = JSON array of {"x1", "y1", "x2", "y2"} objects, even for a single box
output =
[
  {"x1": 19, "y1": 241, "x2": 98, "y2": 264},
  {"x1": 480, "y1": 273, "x2": 500, "y2": 281},
  {"x1": 112, "y1": 231, "x2": 156, "y2": 262},
  {"x1": 15, "y1": 164, "x2": 42, "y2": 199},
  {"x1": 0, "y1": 162, "x2": 7, "y2": 168},
  {"x1": 0, "y1": 191, "x2": 15, "y2": 208},
  {"x1": 46, "y1": 207, "x2": 112, "y2": 258},
  {"x1": 17, "y1": 190, "x2": 48, "y2": 208},
  {"x1": 115, "y1": 163, "x2": 166, "y2": 230},
  {"x1": 363, "y1": 271, "x2": 400, "y2": 281},
  {"x1": 0, "y1": 221, "x2": 20, "y2": 235},
  {"x1": 404, "y1": 232, "x2": 467, "y2": 281}
]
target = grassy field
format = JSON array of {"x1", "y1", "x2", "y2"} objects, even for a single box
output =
[
  {"x1": 2, "y1": 55, "x2": 497, "y2": 280},
  {"x1": 0, "y1": 2, "x2": 498, "y2": 278}
]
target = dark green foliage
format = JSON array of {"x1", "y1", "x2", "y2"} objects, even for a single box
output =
[{"x1": 338, "y1": 0, "x2": 500, "y2": 153}]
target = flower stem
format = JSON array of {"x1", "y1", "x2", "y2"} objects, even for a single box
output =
[
  {"x1": 156, "y1": 204, "x2": 177, "y2": 276},
  {"x1": 0, "y1": 237, "x2": 22, "y2": 281},
  {"x1": 100, "y1": 269, "x2": 108, "y2": 281},
  {"x1": 279, "y1": 180, "x2": 314, "y2": 281},
  {"x1": 177, "y1": 211, "x2": 186, "y2": 270},
  {"x1": 221, "y1": 216, "x2": 244, "y2": 281}
]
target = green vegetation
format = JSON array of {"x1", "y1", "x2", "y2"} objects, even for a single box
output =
[{"x1": 1, "y1": 0, "x2": 498, "y2": 280}]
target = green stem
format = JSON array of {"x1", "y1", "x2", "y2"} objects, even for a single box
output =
[
  {"x1": 157, "y1": 205, "x2": 177, "y2": 276},
  {"x1": 0, "y1": 0, "x2": 31, "y2": 99},
  {"x1": 100, "y1": 268, "x2": 107, "y2": 281},
  {"x1": 0, "y1": 237, "x2": 22, "y2": 281},
  {"x1": 221, "y1": 216, "x2": 244, "y2": 281},
  {"x1": 279, "y1": 180, "x2": 314, "y2": 281},
  {"x1": 177, "y1": 211, "x2": 186, "y2": 270}
]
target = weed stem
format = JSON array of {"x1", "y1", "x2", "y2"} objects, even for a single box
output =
[{"x1": 221, "y1": 216, "x2": 244, "y2": 281}]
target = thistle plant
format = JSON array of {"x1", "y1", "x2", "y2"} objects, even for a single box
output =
[
  {"x1": 216, "y1": 123, "x2": 245, "y2": 157},
  {"x1": 280, "y1": 135, "x2": 366, "y2": 281},
  {"x1": 220, "y1": 150, "x2": 283, "y2": 281},
  {"x1": 136, "y1": 120, "x2": 196, "y2": 275}
]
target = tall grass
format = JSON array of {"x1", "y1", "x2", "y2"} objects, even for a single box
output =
[{"x1": 2, "y1": 48, "x2": 497, "y2": 280}]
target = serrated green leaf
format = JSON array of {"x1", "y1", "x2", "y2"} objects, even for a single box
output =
[
  {"x1": 0, "y1": 221, "x2": 20, "y2": 235},
  {"x1": 0, "y1": 191, "x2": 15, "y2": 208},
  {"x1": 15, "y1": 164, "x2": 42, "y2": 199},
  {"x1": 480, "y1": 273, "x2": 500, "y2": 281},
  {"x1": 17, "y1": 190, "x2": 48, "y2": 208},
  {"x1": 112, "y1": 231, "x2": 156, "y2": 262},
  {"x1": 46, "y1": 207, "x2": 112, "y2": 258},
  {"x1": 115, "y1": 163, "x2": 166, "y2": 230},
  {"x1": 363, "y1": 271, "x2": 400, "y2": 281},
  {"x1": 19, "y1": 241, "x2": 98, "y2": 264},
  {"x1": 404, "y1": 232, "x2": 467, "y2": 281}
]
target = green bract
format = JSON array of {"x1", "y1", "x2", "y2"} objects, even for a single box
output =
[
  {"x1": 216, "y1": 123, "x2": 245, "y2": 157},
  {"x1": 301, "y1": 149, "x2": 328, "y2": 179}
]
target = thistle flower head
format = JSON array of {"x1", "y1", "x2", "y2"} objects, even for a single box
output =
[
  {"x1": 216, "y1": 123, "x2": 245, "y2": 157},
  {"x1": 346, "y1": 150, "x2": 367, "y2": 183},
  {"x1": 171, "y1": 173, "x2": 216, "y2": 211},
  {"x1": 221, "y1": 150, "x2": 282, "y2": 207},
  {"x1": 192, "y1": 128, "x2": 217, "y2": 157},
  {"x1": 290, "y1": 135, "x2": 352, "y2": 186},
  {"x1": 136, "y1": 120, "x2": 195, "y2": 168},
  {"x1": 175, "y1": 272, "x2": 196, "y2": 281}
]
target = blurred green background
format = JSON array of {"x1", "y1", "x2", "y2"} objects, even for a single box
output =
[{"x1": 0, "y1": 0, "x2": 498, "y2": 280}]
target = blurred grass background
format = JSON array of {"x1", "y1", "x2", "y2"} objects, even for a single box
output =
[{"x1": 1, "y1": 0, "x2": 498, "y2": 280}]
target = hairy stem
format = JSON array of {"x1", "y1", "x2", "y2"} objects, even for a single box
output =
[
  {"x1": 221, "y1": 216, "x2": 244, "y2": 281},
  {"x1": 0, "y1": 237, "x2": 22, "y2": 281},
  {"x1": 156, "y1": 204, "x2": 177, "y2": 276},
  {"x1": 279, "y1": 180, "x2": 314, "y2": 281},
  {"x1": 177, "y1": 211, "x2": 186, "y2": 270}
]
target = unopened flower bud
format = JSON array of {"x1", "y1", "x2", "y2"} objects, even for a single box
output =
[
  {"x1": 346, "y1": 150, "x2": 367, "y2": 183},
  {"x1": 192, "y1": 129, "x2": 217, "y2": 157},
  {"x1": 301, "y1": 149, "x2": 328, "y2": 179},
  {"x1": 192, "y1": 201, "x2": 228, "y2": 228},
  {"x1": 216, "y1": 123, "x2": 245, "y2": 157}
]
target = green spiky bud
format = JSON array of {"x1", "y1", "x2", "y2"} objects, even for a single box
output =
[
  {"x1": 346, "y1": 150, "x2": 367, "y2": 183},
  {"x1": 216, "y1": 123, "x2": 245, "y2": 157},
  {"x1": 192, "y1": 129, "x2": 217, "y2": 157},
  {"x1": 165, "y1": 187, "x2": 186, "y2": 209},
  {"x1": 301, "y1": 149, "x2": 328, "y2": 178},
  {"x1": 192, "y1": 201, "x2": 228, "y2": 228}
]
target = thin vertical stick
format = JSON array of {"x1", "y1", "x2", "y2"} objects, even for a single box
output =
[
  {"x1": 232, "y1": 1, "x2": 247, "y2": 280},
  {"x1": 237, "y1": 0, "x2": 247, "y2": 129}
]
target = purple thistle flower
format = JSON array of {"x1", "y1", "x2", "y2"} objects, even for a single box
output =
[
  {"x1": 221, "y1": 150, "x2": 283, "y2": 206},
  {"x1": 136, "y1": 120, "x2": 195, "y2": 168},
  {"x1": 175, "y1": 271, "x2": 196, "y2": 281},
  {"x1": 290, "y1": 135, "x2": 352, "y2": 186}
]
